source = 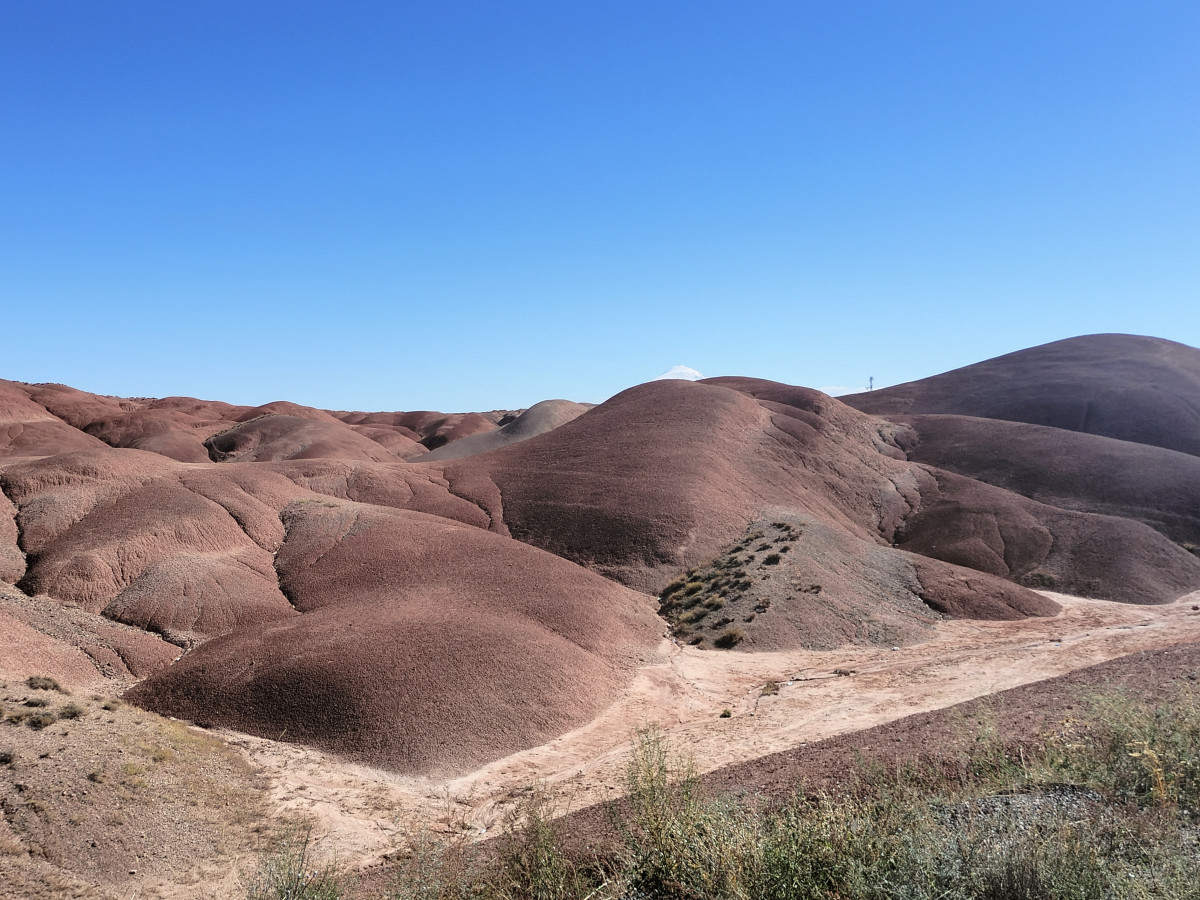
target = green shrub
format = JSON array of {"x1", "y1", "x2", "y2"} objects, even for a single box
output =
[
  {"x1": 365, "y1": 691, "x2": 1200, "y2": 900},
  {"x1": 1038, "y1": 686, "x2": 1200, "y2": 811},
  {"x1": 621, "y1": 727, "x2": 755, "y2": 898},
  {"x1": 243, "y1": 827, "x2": 343, "y2": 900},
  {"x1": 492, "y1": 792, "x2": 593, "y2": 900}
]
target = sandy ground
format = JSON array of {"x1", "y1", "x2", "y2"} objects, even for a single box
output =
[{"x1": 223, "y1": 590, "x2": 1200, "y2": 869}]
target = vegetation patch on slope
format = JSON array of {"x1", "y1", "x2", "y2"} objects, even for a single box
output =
[
  {"x1": 656, "y1": 515, "x2": 946, "y2": 652},
  {"x1": 0, "y1": 677, "x2": 269, "y2": 898},
  {"x1": 248, "y1": 682, "x2": 1200, "y2": 899},
  {"x1": 658, "y1": 520, "x2": 802, "y2": 649}
]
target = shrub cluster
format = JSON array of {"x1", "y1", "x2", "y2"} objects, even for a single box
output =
[{"x1": 658, "y1": 522, "x2": 800, "y2": 647}]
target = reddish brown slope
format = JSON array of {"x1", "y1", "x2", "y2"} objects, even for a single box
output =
[
  {"x1": 424, "y1": 400, "x2": 591, "y2": 461},
  {"x1": 897, "y1": 414, "x2": 1200, "y2": 548},
  {"x1": 0, "y1": 583, "x2": 178, "y2": 687},
  {"x1": 126, "y1": 503, "x2": 662, "y2": 776},
  {"x1": 470, "y1": 379, "x2": 917, "y2": 591},
  {"x1": 3, "y1": 379, "x2": 518, "y2": 466},
  {"x1": 0, "y1": 381, "x2": 110, "y2": 459},
  {"x1": 842, "y1": 334, "x2": 1200, "y2": 457},
  {"x1": 896, "y1": 468, "x2": 1200, "y2": 604},
  {"x1": 26, "y1": 383, "x2": 247, "y2": 462},
  {"x1": 0, "y1": 448, "x2": 521, "y2": 638},
  {"x1": 204, "y1": 415, "x2": 399, "y2": 463},
  {"x1": 1, "y1": 440, "x2": 663, "y2": 774},
  {"x1": 4, "y1": 450, "x2": 297, "y2": 637},
  {"x1": 467, "y1": 377, "x2": 1200, "y2": 608}
]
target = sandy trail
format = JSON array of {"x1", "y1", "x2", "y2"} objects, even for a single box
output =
[{"x1": 222, "y1": 591, "x2": 1200, "y2": 867}]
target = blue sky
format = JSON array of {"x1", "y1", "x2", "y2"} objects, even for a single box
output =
[{"x1": 3, "y1": 2, "x2": 1197, "y2": 411}]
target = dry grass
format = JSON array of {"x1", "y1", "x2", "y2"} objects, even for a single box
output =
[
  {"x1": 261, "y1": 685, "x2": 1200, "y2": 899},
  {"x1": 0, "y1": 684, "x2": 270, "y2": 898}
]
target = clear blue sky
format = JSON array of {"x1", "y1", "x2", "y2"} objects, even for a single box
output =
[{"x1": 3, "y1": 2, "x2": 1197, "y2": 411}]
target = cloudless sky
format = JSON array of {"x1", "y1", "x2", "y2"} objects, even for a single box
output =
[{"x1": 3, "y1": 2, "x2": 1197, "y2": 410}]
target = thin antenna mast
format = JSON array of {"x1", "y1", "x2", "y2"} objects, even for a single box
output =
[{"x1": 868, "y1": 376, "x2": 874, "y2": 391}]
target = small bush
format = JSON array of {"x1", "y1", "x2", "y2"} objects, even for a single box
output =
[
  {"x1": 23, "y1": 697, "x2": 49, "y2": 708},
  {"x1": 761, "y1": 681, "x2": 780, "y2": 697},
  {"x1": 243, "y1": 826, "x2": 343, "y2": 900},
  {"x1": 0, "y1": 749, "x2": 13, "y2": 766},
  {"x1": 719, "y1": 709, "x2": 732, "y2": 719},
  {"x1": 493, "y1": 792, "x2": 592, "y2": 900},
  {"x1": 763, "y1": 553, "x2": 782, "y2": 565},
  {"x1": 659, "y1": 578, "x2": 686, "y2": 598},
  {"x1": 26, "y1": 676, "x2": 66, "y2": 694},
  {"x1": 100, "y1": 699, "x2": 121, "y2": 711},
  {"x1": 1040, "y1": 686, "x2": 1200, "y2": 811},
  {"x1": 26, "y1": 712, "x2": 57, "y2": 730},
  {"x1": 714, "y1": 628, "x2": 744, "y2": 649},
  {"x1": 58, "y1": 702, "x2": 85, "y2": 720}
]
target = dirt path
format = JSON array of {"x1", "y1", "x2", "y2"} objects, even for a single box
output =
[{"x1": 226, "y1": 591, "x2": 1200, "y2": 868}]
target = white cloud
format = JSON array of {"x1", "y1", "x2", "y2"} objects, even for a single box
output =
[{"x1": 653, "y1": 365, "x2": 704, "y2": 381}]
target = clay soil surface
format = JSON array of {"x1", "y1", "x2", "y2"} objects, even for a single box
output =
[{"x1": 219, "y1": 589, "x2": 1200, "y2": 877}]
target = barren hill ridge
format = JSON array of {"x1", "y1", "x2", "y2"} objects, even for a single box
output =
[{"x1": 1, "y1": 332, "x2": 1198, "y2": 777}]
